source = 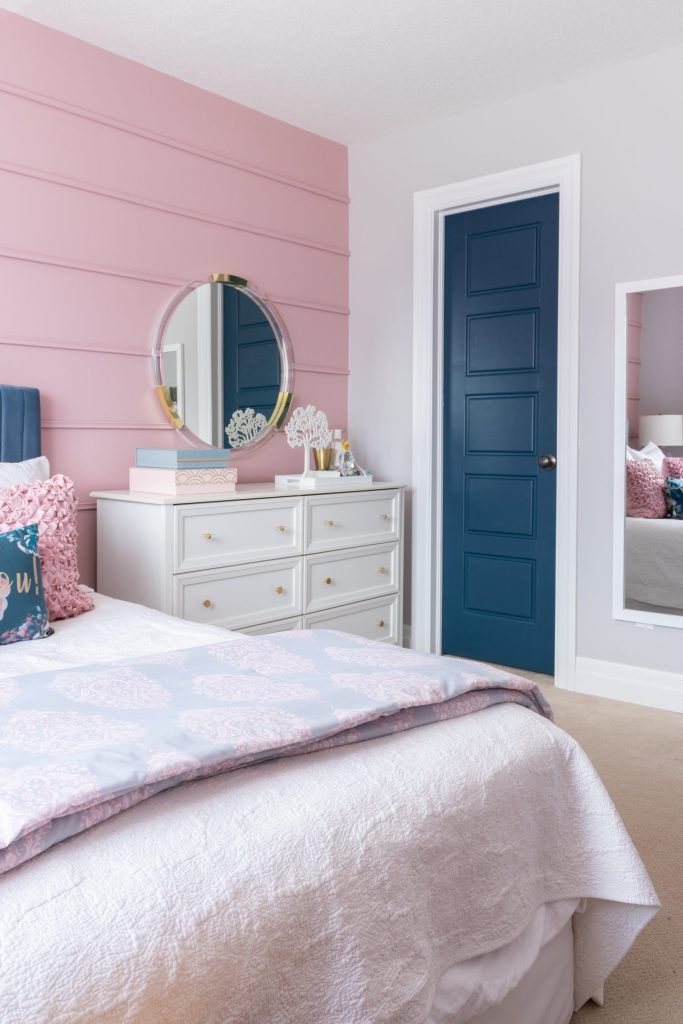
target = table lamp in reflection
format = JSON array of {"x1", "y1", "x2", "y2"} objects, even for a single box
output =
[{"x1": 639, "y1": 414, "x2": 683, "y2": 448}]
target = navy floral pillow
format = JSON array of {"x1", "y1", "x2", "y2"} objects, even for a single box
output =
[
  {"x1": 0, "y1": 523, "x2": 50, "y2": 645},
  {"x1": 666, "y1": 477, "x2": 683, "y2": 519}
]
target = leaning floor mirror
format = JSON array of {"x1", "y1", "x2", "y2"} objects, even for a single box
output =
[{"x1": 614, "y1": 274, "x2": 683, "y2": 627}]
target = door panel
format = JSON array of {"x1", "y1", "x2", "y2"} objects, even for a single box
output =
[
  {"x1": 442, "y1": 195, "x2": 558, "y2": 674},
  {"x1": 222, "y1": 288, "x2": 281, "y2": 437}
]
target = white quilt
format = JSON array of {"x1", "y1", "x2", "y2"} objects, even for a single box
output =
[
  {"x1": 625, "y1": 516, "x2": 683, "y2": 610},
  {"x1": 0, "y1": 597, "x2": 658, "y2": 1024}
]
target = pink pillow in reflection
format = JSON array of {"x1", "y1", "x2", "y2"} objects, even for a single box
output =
[
  {"x1": 0, "y1": 475, "x2": 94, "y2": 621},
  {"x1": 664, "y1": 456, "x2": 683, "y2": 478},
  {"x1": 626, "y1": 459, "x2": 666, "y2": 519}
]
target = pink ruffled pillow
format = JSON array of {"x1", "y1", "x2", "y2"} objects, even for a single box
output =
[
  {"x1": 626, "y1": 459, "x2": 666, "y2": 519},
  {"x1": 0, "y1": 475, "x2": 94, "y2": 621},
  {"x1": 664, "y1": 456, "x2": 683, "y2": 478}
]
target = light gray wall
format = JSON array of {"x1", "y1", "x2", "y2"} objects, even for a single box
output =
[
  {"x1": 640, "y1": 287, "x2": 683, "y2": 417},
  {"x1": 349, "y1": 42, "x2": 683, "y2": 673}
]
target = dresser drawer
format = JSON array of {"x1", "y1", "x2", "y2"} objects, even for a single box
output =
[
  {"x1": 239, "y1": 616, "x2": 303, "y2": 636},
  {"x1": 304, "y1": 596, "x2": 400, "y2": 643},
  {"x1": 174, "y1": 558, "x2": 302, "y2": 630},
  {"x1": 305, "y1": 490, "x2": 401, "y2": 553},
  {"x1": 305, "y1": 542, "x2": 399, "y2": 613},
  {"x1": 175, "y1": 498, "x2": 302, "y2": 572}
]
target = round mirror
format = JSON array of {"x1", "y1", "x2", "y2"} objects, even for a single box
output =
[{"x1": 152, "y1": 274, "x2": 293, "y2": 452}]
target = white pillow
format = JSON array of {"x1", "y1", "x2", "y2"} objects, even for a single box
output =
[
  {"x1": 626, "y1": 442, "x2": 665, "y2": 472},
  {"x1": 0, "y1": 455, "x2": 50, "y2": 487}
]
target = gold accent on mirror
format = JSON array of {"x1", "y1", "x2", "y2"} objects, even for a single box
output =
[
  {"x1": 210, "y1": 273, "x2": 248, "y2": 287},
  {"x1": 268, "y1": 390, "x2": 293, "y2": 430},
  {"x1": 155, "y1": 385, "x2": 183, "y2": 429}
]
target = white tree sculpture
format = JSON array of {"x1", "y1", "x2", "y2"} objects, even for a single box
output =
[
  {"x1": 225, "y1": 407, "x2": 268, "y2": 448},
  {"x1": 285, "y1": 405, "x2": 332, "y2": 476}
]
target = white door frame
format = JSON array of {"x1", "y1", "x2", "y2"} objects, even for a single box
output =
[{"x1": 411, "y1": 155, "x2": 581, "y2": 690}]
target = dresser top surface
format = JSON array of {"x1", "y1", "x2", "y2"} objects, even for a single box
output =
[{"x1": 91, "y1": 482, "x2": 403, "y2": 505}]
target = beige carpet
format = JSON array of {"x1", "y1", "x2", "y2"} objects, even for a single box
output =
[{"x1": 533, "y1": 679, "x2": 683, "y2": 1023}]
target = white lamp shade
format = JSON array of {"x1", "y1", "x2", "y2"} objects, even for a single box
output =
[{"x1": 639, "y1": 414, "x2": 683, "y2": 447}]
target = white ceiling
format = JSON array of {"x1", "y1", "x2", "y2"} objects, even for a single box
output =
[{"x1": 5, "y1": 0, "x2": 683, "y2": 143}]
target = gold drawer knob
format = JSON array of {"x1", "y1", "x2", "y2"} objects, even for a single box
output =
[
  {"x1": 322, "y1": 577, "x2": 333, "y2": 585},
  {"x1": 379, "y1": 513, "x2": 390, "y2": 520},
  {"x1": 377, "y1": 566, "x2": 387, "y2": 574},
  {"x1": 323, "y1": 519, "x2": 335, "y2": 527},
  {"x1": 201, "y1": 598, "x2": 213, "y2": 609},
  {"x1": 275, "y1": 524, "x2": 286, "y2": 532},
  {"x1": 377, "y1": 619, "x2": 385, "y2": 628},
  {"x1": 274, "y1": 585, "x2": 285, "y2": 595},
  {"x1": 201, "y1": 532, "x2": 213, "y2": 541}
]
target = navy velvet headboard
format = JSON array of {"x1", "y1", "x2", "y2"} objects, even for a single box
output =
[{"x1": 0, "y1": 386, "x2": 41, "y2": 462}]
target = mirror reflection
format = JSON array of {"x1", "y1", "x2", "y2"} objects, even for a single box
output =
[
  {"x1": 159, "y1": 279, "x2": 289, "y2": 449},
  {"x1": 624, "y1": 285, "x2": 683, "y2": 617}
]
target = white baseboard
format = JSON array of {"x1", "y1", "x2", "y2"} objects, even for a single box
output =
[{"x1": 574, "y1": 656, "x2": 683, "y2": 714}]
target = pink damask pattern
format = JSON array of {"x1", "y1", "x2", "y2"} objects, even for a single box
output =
[
  {"x1": 0, "y1": 762, "x2": 99, "y2": 845},
  {"x1": 0, "y1": 709, "x2": 146, "y2": 754},
  {"x1": 626, "y1": 459, "x2": 667, "y2": 518},
  {"x1": 191, "y1": 673, "x2": 318, "y2": 704},
  {"x1": 0, "y1": 475, "x2": 93, "y2": 620},
  {"x1": 48, "y1": 666, "x2": 172, "y2": 709},
  {"x1": 324, "y1": 645, "x2": 437, "y2": 669},
  {"x1": 331, "y1": 671, "x2": 446, "y2": 705},
  {"x1": 177, "y1": 706, "x2": 312, "y2": 755},
  {"x1": 146, "y1": 750, "x2": 202, "y2": 783},
  {"x1": 208, "y1": 638, "x2": 316, "y2": 675}
]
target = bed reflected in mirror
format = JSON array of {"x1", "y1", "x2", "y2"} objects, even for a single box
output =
[{"x1": 614, "y1": 276, "x2": 683, "y2": 626}]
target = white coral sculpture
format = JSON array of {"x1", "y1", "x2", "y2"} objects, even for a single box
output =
[
  {"x1": 285, "y1": 404, "x2": 333, "y2": 477},
  {"x1": 225, "y1": 407, "x2": 268, "y2": 448}
]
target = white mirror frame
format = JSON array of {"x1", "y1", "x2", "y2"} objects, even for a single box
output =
[
  {"x1": 612, "y1": 273, "x2": 683, "y2": 629},
  {"x1": 151, "y1": 275, "x2": 294, "y2": 456}
]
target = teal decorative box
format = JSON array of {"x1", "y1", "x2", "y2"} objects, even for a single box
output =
[{"x1": 136, "y1": 448, "x2": 230, "y2": 470}]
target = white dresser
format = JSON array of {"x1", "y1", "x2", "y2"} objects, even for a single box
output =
[{"x1": 92, "y1": 483, "x2": 405, "y2": 643}]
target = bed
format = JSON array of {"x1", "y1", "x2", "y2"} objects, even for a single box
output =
[
  {"x1": 625, "y1": 515, "x2": 683, "y2": 611},
  {"x1": 0, "y1": 387, "x2": 658, "y2": 1024}
]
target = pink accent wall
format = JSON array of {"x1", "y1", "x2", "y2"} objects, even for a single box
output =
[
  {"x1": 0, "y1": 12, "x2": 349, "y2": 586},
  {"x1": 626, "y1": 292, "x2": 642, "y2": 446}
]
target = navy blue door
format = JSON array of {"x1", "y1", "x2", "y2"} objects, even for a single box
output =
[
  {"x1": 442, "y1": 195, "x2": 559, "y2": 674},
  {"x1": 222, "y1": 287, "x2": 281, "y2": 446}
]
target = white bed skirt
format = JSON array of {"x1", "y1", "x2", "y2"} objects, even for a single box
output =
[
  {"x1": 625, "y1": 516, "x2": 683, "y2": 610},
  {"x1": 430, "y1": 899, "x2": 577, "y2": 1023}
]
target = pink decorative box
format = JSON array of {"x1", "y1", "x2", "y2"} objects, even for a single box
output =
[{"x1": 129, "y1": 466, "x2": 238, "y2": 496}]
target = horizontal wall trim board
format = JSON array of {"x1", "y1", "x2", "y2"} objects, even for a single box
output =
[
  {"x1": 0, "y1": 161, "x2": 350, "y2": 258},
  {"x1": 42, "y1": 421, "x2": 173, "y2": 430},
  {"x1": 77, "y1": 501, "x2": 96, "y2": 512},
  {"x1": 0, "y1": 81, "x2": 349, "y2": 206},
  {"x1": 0, "y1": 248, "x2": 349, "y2": 316},
  {"x1": 0, "y1": 244, "x2": 184, "y2": 287},
  {"x1": 293, "y1": 362, "x2": 350, "y2": 376},
  {"x1": 0, "y1": 336, "x2": 149, "y2": 358},
  {"x1": 574, "y1": 655, "x2": 683, "y2": 714}
]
